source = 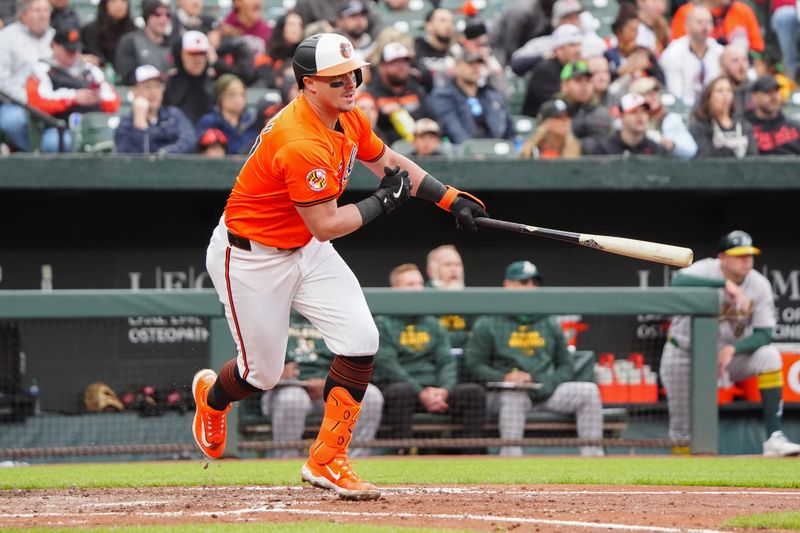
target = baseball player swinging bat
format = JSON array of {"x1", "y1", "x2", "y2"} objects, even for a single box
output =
[{"x1": 475, "y1": 218, "x2": 693, "y2": 267}]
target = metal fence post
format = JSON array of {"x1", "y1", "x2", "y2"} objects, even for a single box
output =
[{"x1": 690, "y1": 316, "x2": 718, "y2": 454}]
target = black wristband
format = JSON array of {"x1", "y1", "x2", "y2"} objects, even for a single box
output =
[
  {"x1": 416, "y1": 174, "x2": 448, "y2": 203},
  {"x1": 355, "y1": 195, "x2": 384, "y2": 226}
]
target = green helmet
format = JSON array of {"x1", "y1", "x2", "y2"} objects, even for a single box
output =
[
  {"x1": 718, "y1": 230, "x2": 761, "y2": 256},
  {"x1": 505, "y1": 260, "x2": 542, "y2": 282}
]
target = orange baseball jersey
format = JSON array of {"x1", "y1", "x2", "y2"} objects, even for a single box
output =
[
  {"x1": 670, "y1": 1, "x2": 764, "y2": 52},
  {"x1": 225, "y1": 94, "x2": 385, "y2": 249}
]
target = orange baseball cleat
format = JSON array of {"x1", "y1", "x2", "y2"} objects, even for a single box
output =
[
  {"x1": 192, "y1": 369, "x2": 231, "y2": 459},
  {"x1": 301, "y1": 387, "x2": 380, "y2": 500}
]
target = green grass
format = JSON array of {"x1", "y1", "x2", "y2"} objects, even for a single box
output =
[
  {"x1": 2, "y1": 456, "x2": 800, "y2": 490},
  {"x1": 724, "y1": 511, "x2": 800, "y2": 530},
  {"x1": 7, "y1": 524, "x2": 459, "y2": 533}
]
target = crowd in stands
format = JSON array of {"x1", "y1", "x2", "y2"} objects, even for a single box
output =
[{"x1": 1, "y1": 0, "x2": 800, "y2": 158}]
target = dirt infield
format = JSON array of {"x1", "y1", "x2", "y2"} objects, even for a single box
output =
[{"x1": 2, "y1": 484, "x2": 799, "y2": 532}]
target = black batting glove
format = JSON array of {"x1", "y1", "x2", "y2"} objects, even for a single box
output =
[
  {"x1": 373, "y1": 165, "x2": 411, "y2": 214},
  {"x1": 450, "y1": 194, "x2": 488, "y2": 231}
]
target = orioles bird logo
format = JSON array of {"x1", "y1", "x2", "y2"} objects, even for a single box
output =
[{"x1": 340, "y1": 42, "x2": 353, "y2": 58}]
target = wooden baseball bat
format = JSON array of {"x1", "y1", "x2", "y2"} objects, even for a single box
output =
[{"x1": 475, "y1": 218, "x2": 693, "y2": 267}]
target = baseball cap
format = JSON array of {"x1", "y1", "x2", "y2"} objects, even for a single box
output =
[
  {"x1": 142, "y1": 0, "x2": 169, "y2": 19},
  {"x1": 464, "y1": 19, "x2": 488, "y2": 40},
  {"x1": 629, "y1": 76, "x2": 661, "y2": 95},
  {"x1": 539, "y1": 98, "x2": 569, "y2": 120},
  {"x1": 619, "y1": 92, "x2": 649, "y2": 113},
  {"x1": 752, "y1": 74, "x2": 780, "y2": 93},
  {"x1": 135, "y1": 64, "x2": 164, "y2": 84},
  {"x1": 182, "y1": 30, "x2": 209, "y2": 54},
  {"x1": 338, "y1": 0, "x2": 368, "y2": 18},
  {"x1": 552, "y1": 0, "x2": 583, "y2": 25},
  {"x1": 505, "y1": 261, "x2": 543, "y2": 282},
  {"x1": 718, "y1": 230, "x2": 761, "y2": 256},
  {"x1": 54, "y1": 25, "x2": 82, "y2": 52},
  {"x1": 382, "y1": 42, "x2": 412, "y2": 63},
  {"x1": 453, "y1": 47, "x2": 484, "y2": 64},
  {"x1": 551, "y1": 23, "x2": 583, "y2": 49},
  {"x1": 199, "y1": 128, "x2": 228, "y2": 148},
  {"x1": 415, "y1": 118, "x2": 441, "y2": 136},
  {"x1": 560, "y1": 59, "x2": 590, "y2": 81}
]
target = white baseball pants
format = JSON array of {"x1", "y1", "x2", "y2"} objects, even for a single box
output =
[{"x1": 205, "y1": 217, "x2": 379, "y2": 390}]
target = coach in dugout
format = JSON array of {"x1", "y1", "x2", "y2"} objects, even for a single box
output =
[
  {"x1": 660, "y1": 230, "x2": 800, "y2": 456},
  {"x1": 464, "y1": 261, "x2": 604, "y2": 457}
]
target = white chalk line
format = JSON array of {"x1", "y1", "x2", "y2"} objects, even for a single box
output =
[{"x1": 0, "y1": 505, "x2": 732, "y2": 533}]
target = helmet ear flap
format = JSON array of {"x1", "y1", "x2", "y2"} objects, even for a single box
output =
[{"x1": 355, "y1": 69, "x2": 363, "y2": 88}]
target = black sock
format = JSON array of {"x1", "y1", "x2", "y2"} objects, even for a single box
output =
[
  {"x1": 323, "y1": 355, "x2": 374, "y2": 402},
  {"x1": 207, "y1": 359, "x2": 260, "y2": 411}
]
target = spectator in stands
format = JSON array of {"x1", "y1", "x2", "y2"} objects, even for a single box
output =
[
  {"x1": 428, "y1": 48, "x2": 514, "y2": 145},
  {"x1": 261, "y1": 312, "x2": 383, "y2": 458},
  {"x1": 636, "y1": 0, "x2": 669, "y2": 55},
  {"x1": 26, "y1": 25, "x2": 120, "y2": 152},
  {"x1": 519, "y1": 98, "x2": 581, "y2": 159},
  {"x1": 366, "y1": 42, "x2": 430, "y2": 145},
  {"x1": 671, "y1": 0, "x2": 764, "y2": 54},
  {"x1": 294, "y1": 0, "x2": 382, "y2": 39},
  {"x1": 745, "y1": 74, "x2": 800, "y2": 154},
  {"x1": 510, "y1": 0, "x2": 606, "y2": 77},
  {"x1": 196, "y1": 74, "x2": 260, "y2": 154},
  {"x1": 464, "y1": 260, "x2": 604, "y2": 457},
  {"x1": 490, "y1": 0, "x2": 549, "y2": 66},
  {"x1": 164, "y1": 31, "x2": 213, "y2": 125},
  {"x1": 660, "y1": 5, "x2": 722, "y2": 107},
  {"x1": 383, "y1": 0, "x2": 410, "y2": 9},
  {"x1": 754, "y1": 45, "x2": 797, "y2": 102},
  {"x1": 770, "y1": 0, "x2": 798, "y2": 81},
  {"x1": 521, "y1": 23, "x2": 583, "y2": 117},
  {"x1": 558, "y1": 60, "x2": 612, "y2": 152},
  {"x1": 413, "y1": 7, "x2": 455, "y2": 90},
  {"x1": 410, "y1": 117, "x2": 444, "y2": 156},
  {"x1": 114, "y1": 0, "x2": 172, "y2": 85},
  {"x1": 373, "y1": 263, "x2": 486, "y2": 449},
  {"x1": 114, "y1": 64, "x2": 196, "y2": 154},
  {"x1": 450, "y1": 18, "x2": 508, "y2": 95},
  {"x1": 720, "y1": 43, "x2": 752, "y2": 115},
  {"x1": 0, "y1": 0, "x2": 54, "y2": 152},
  {"x1": 170, "y1": 0, "x2": 217, "y2": 37},
  {"x1": 266, "y1": 11, "x2": 303, "y2": 86},
  {"x1": 584, "y1": 93, "x2": 667, "y2": 155},
  {"x1": 629, "y1": 77, "x2": 698, "y2": 159},
  {"x1": 213, "y1": 36, "x2": 257, "y2": 87},
  {"x1": 49, "y1": 0, "x2": 78, "y2": 34},
  {"x1": 689, "y1": 75, "x2": 756, "y2": 158},
  {"x1": 197, "y1": 126, "x2": 227, "y2": 157},
  {"x1": 587, "y1": 55, "x2": 611, "y2": 106},
  {"x1": 354, "y1": 91, "x2": 387, "y2": 141},
  {"x1": 604, "y1": 5, "x2": 666, "y2": 100},
  {"x1": 81, "y1": 0, "x2": 136, "y2": 71},
  {"x1": 220, "y1": 0, "x2": 270, "y2": 59},
  {"x1": 335, "y1": 1, "x2": 374, "y2": 60}
]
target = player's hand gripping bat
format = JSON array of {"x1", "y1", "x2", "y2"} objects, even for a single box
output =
[{"x1": 475, "y1": 218, "x2": 693, "y2": 267}]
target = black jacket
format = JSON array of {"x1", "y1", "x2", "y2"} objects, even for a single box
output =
[
  {"x1": 584, "y1": 131, "x2": 667, "y2": 155},
  {"x1": 163, "y1": 39, "x2": 214, "y2": 126},
  {"x1": 744, "y1": 109, "x2": 800, "y2": 155},
  {"x1": 521, "y1": 57, "x2": 563, "y2": 117}
]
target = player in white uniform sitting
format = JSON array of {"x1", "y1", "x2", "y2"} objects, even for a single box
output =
[{"x1": 660, "y1": 230, "x2": 800, "y2": 456}]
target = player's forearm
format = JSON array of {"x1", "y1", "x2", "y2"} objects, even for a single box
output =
[
  {"x1": 732, "y1": 327, "x2": 773, "y2": 354},
  {"x1": 298, "y1": 203, "x2": 363, "y2": 242},
  {"x1": 671, "y1": 272, "x2": 725, "y2": 288}
]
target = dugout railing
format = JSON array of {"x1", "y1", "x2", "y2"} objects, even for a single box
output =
[{"x1": 0, "y1": 288, "x2": 719, "y2": 460}]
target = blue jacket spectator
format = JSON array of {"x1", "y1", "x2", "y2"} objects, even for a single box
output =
[
  {"x1": 428, "y1": 50, "x2": 514, "y2": 145},
  {"x1": 114, "y1": 64, "x2": 196, "y2": 154},
  {"x1": 195, "y1": 74, "x2": 260, "y2": 154}
]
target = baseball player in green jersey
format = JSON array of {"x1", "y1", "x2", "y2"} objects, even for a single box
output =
[
  {"x1": 464, "y1": 261, "x2": 604, "y2": 457},
  {"x1": 373, "y1": 263, "x2": 486, "y2": 444},
  {"x1": 425, "y1": 244, "x2": 473, "y2": 351},
  {"x1": 260, "y1": 312, "x2": 384, "y2": 458},
  {"x1": 660, "y1": 230, "x2": 800, "y2": 456}
]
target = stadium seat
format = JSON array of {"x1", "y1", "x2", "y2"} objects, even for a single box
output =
[
  {"x1": 458, "y1": 138, "x2": 516, "y2": 158},
  {"x1": 246, "y1": 87, "x2": 282, "y2": 111},
  {"x1": 513, "y1": 114, "x2": 537, "y2": 136},
  {"x1": 78, "y1": 112, "x2": 121, "y2": 153},
  {"x1": 390, "y1": 139, "x2": 414, "y2": 156}
]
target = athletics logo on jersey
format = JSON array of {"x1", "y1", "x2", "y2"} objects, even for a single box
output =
[{"x1": 306, "y1": 169, "x2": 327, "y2": 191}]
